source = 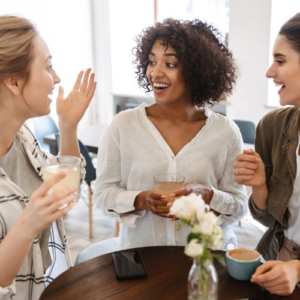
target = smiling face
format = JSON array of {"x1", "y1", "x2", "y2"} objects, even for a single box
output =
[
  {"x1": 266, "y1": 35, "x2": 300, "y2": 106},
  {"x1": 22, "y1": 35, "x2": 60, "y2": 117},
  {"x1": 146, "y1": 39, "x2": 188, "y2": 105}
]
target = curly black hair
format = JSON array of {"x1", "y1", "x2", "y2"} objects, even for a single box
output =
[{"x1": 133, "y1": 18, "x2": 236, "y2": 106}]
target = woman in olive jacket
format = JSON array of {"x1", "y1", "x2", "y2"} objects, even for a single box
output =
[{"x1": 234, "y1": 13, "x2": 300, "y2": 296}]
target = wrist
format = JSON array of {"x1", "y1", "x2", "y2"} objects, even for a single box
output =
[
  {"x1": 134, "y1": 192, "x2": 147, "y2": 211},
  {"x1": 58, "y1": 121, "x2": 78, "y2": 133},
  {"x1": 15, "y1": 216, "x2": 36, "y2": 240}
]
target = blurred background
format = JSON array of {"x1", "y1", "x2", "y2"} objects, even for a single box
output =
[{"x1": 2, "y1": 0, "x2": 300, "y2": 128}]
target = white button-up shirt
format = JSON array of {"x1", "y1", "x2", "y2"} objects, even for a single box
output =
[{"x1": 94, "y1": 104, "x2": 247, "y2": 250}]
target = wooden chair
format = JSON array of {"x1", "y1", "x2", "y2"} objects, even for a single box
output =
[{"x1": 114, "y1": 221, "x2": 120, "y2": 237}]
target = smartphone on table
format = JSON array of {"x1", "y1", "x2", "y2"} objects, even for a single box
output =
[{"x1": 112, "y1": 251, "x2": 147, "y2": 280}]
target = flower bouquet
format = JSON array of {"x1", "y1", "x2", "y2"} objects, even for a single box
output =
[{"x1": 169, "y1": 193, "x2": 226, "y2": 300}]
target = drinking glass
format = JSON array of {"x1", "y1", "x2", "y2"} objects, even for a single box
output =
[
  {"x1": 41, "y1": 156, "x2": 81, "y2": 210},
  {"x1": 154, "y1": 173, "x2": 185, "y2": 209}
]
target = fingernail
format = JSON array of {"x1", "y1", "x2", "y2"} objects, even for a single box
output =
[
  {"x1": 167, "y1": 202, "x2": 172, "y2": 206},
  {"x1": 170, "y1": 193, "x2": 175, "y2": 197},
  {"x1": 161, "y1": 195, "x2": 167, "y2": 199},
  {"x1": 255, "y1": 158, "x2": 260, "y2": 162},
  {"x1": 60, "y1": 171, "x2": 67, "y2": 177},
  {"x1": 72, "y1": 185, "x2": 78, "y2": 191},
  {"x1": 72, "y1": 193, "x2": 76, "y2": 198}
]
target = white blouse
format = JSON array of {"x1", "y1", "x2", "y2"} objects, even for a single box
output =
[
  {"x1": 94, "y1": 103, "x2": 248, "y2": 250},
  {"x1": 284, "y1": 133, "x2": 300, "y2": 245}
]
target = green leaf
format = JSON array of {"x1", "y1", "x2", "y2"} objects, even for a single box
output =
[
  {"x1": 187, "y1": 232, "x2": 199, "y2": 243},
  {"x1": 212, "y1": 253, "x2": 226, "y2": 266}
]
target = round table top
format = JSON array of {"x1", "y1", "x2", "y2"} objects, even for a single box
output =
[{"x1": 40, "y1": 246, "x2": 300, "y2": 300}]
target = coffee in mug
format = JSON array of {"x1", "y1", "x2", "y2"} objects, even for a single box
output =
[
  {"x1": 225, "y1": 248, "x2": 261, "y2": 281},
  {"x1": 228, "y1": 249, "x2": 260, "y2": 261}
]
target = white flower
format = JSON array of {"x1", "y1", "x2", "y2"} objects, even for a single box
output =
[
  {"x1": 203, "y1": 211, "x2": 219, "y2": 225},
  {"x1": 198, "y1": 220, "x2": 214, "y2": 235},
  {"x1": 184, "y1": 239, "x2": 203, "y2": 257},
  {"x1": 169, "y1": 194, "x2": 194, "y2": 220},
  {"x1": 210, "y1": 226, "x2": 224, "y2": 250},
  {"x1": 195, "y1": 196, "x2": 210, "y2": 220}
]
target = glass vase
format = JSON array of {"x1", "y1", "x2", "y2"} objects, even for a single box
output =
[{"x1": 187, "y1": 257, "x2": 218, "y2": 300}]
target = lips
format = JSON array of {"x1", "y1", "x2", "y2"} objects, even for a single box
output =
[{"x1": 275, "y1": 82, "x2": 286, "y2": 95}]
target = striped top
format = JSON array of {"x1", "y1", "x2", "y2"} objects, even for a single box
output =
[{"x1": 0, "y1": 124, "x2": 86, "y2": 300}]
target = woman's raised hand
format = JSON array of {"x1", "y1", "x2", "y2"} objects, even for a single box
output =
[
  {"x1": 233, "y1": 149, "x2": 266, "y2": 187},
  {"x1": 56, "y1": 69, "x2": 97, "y2": 128},
  {"x1": 20, "y1": 172, "x2": 77, "y2": 238}
]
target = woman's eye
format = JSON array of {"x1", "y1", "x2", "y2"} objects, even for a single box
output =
[
  {"x1": 276, "y1": 60, "x2": 284, "y2": 65},
  {"x1": 167, "y1": 63, "x2": 176, "y2": 68},
  {"x1": 148, "y1": 61, "x2": 155, "y2": 66},
  {"x1": 48, "y1": 64, "x2": 53, "y2": 71}
]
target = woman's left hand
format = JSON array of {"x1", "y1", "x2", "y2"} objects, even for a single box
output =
[
  {"x1": 56, "y1": 69, "x2": 97, "y2": 128},
  {"x1": 170, "y1": 182, "x2": 214, "y2": 204},
  {"x1": 167, "y1": 182, "x2": 215, "y2": 221},
  {"x1": 251, "y1": 260, "x2": 300, "y2": 296}
]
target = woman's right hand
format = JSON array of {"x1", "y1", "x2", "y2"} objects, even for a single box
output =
[
  {"x1": 233, "y1": 149, "x2": 266, "y2": 187},
  {"x1": 134, "y1": 190, "x2": 172, "y2": 218},
  {"x1": 20, "y1": 172, "x2": 77, "y2": 238}
]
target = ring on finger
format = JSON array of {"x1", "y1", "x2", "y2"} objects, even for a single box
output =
[{"x1": 236, "y1": 168, "x2": 239, "y2": 175}]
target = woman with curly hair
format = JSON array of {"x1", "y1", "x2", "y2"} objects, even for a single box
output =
[{"x1": 94, "y1": 19, "x2": 247, "y2": 250}]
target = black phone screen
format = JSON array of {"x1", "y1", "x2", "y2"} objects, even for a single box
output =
[{"x1": 112, "y1": 251, "x2": 147, "y2": 280}]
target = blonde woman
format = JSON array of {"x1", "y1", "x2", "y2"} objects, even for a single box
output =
[{"x1": 0, "y1": 15, "x2": 96, "y2": 299}]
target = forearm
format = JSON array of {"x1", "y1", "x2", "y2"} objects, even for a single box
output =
[
  {"x1": 58, "y1": 122, "x2": 80, "y2": 158},
  {"x1": 0, "y1": 218, "x2": 34, "y2": 287},
  {"x1": 252, "y1": 183, "x2": 269, "y2": 210}
]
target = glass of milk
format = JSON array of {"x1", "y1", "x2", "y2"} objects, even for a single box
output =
[{"x1": 42, "y1": 156, "x2": 81, "y2": 210}]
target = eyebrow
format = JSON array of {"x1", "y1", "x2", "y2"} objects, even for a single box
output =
[
  {"x1": 149, "y1": 52, "x2": 177, "y2": 57},
  {"x1": 274, "y1": 53, "x2": 286, "y2": 58},
  {"x1": 45, "y1": 55, "x2": 52, "y2": 62}
]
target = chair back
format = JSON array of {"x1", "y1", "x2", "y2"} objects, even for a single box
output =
[
  {"x1": 232, "y1": 119, "x2": 256, "y2": 144},
  {"x1": 55, "y1": 134, "x2": 96, "y2": 185},
  {"x1": 75, "y1": 237, "x2": 120, "y2": 265},
  {"x1": 31, "y1": 115, "x2": 59, "y2": 153}
]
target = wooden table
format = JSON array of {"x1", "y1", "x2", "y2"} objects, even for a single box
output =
[
  {"x1": 43, "y1": 124, "x2": 107, "y2": 155},
  {"x1": 40, "y1": 246, "x2": 300, "y2": 300}
]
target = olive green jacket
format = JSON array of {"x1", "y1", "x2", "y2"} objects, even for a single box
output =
[{"x1": 249, "y1": 107, "x2": 300, "y2": 260}]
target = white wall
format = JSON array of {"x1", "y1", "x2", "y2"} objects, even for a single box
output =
[
  {"x1": 227, "y1": 0, "x2": 274, "y2": 125},
  {"x1": 108, "y1": 0, "x2": 154, "y2": 97}
]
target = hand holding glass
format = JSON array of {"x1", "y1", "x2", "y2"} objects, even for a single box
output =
[
  {"x1": 154, "y1": 173, "x2": 185, "y2": 211},
  {"x1": 42, "y1": 156, "x2": 81, "y2": 210}
]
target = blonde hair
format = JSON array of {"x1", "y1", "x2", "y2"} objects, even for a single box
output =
[{"x1": 0, "y1": 15, "x2": 38, "y2": 84}]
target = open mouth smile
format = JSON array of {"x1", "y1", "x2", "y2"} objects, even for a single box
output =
[
  {"x1": 152, "y1": 82, "x2": 171, "y2": 94},
  {"x1": 275, "y1": 82, "x2": 286, "y2": 94}
]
